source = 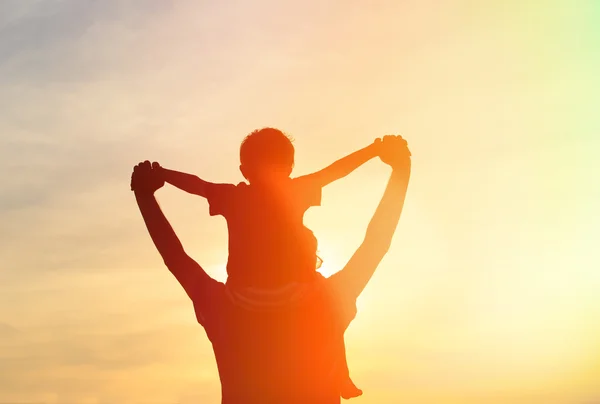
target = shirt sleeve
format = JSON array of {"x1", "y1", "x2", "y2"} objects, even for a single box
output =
[
  {"x1": 294, "y1": 176, "x2": 322, "y2": 209},
  {"x1": 204, "y1": 183, "x2": 237, "y2": 217}
]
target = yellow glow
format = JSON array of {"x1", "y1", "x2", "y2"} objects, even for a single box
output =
[{"x1": 1, "y1": 1, "x2": 599, "y2": 403}]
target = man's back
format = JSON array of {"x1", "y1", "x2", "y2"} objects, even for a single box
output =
[{"x1": 194, "y1": 276, "x2": 355, "y2": 404}]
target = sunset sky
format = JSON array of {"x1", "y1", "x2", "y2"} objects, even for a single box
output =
[{"x1": 1, "y1": 0, "x2": 599, "y2": 403}]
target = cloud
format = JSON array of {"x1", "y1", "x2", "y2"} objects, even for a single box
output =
[
  {"x1": 0, "y1": 322, "x2": 20, "y2": 340},
  {"x1": 0, "y1": 1, "x2": 174, "y2": 80},
  {"x1": 0, "y1": 2, "x2": 177, "y2": 227},
  {"x1": 0, "y1": 310, "x2": 214, "y2": 397},
  {"x1": 0, "y1": 1, "x2": 234, "y2": 279}
]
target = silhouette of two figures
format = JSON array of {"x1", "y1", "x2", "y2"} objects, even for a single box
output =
[{"x1": 131, "y1": 131, "x2": 411, "y2": 403}]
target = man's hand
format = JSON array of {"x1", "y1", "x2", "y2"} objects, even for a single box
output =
[
  {"x1": 379, "y1": 135, "x2": 411, "y2": 170},
  {"x1": 130, "y1": 161, "x2": 165, "y2": 194}
]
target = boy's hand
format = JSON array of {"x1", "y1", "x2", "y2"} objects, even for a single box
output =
[
  {"x1": 379, "y1": 135, "x2": 411, "y2": 170},
  {"x1": 130, "y1": 161, "x2": 165, "y2": 194},
  {"x1": 151, "y1": 161, "x2": 166, "y2": 181},
  {"x1": 371, "y1": 137, "x2": 383, "y2": 154}
]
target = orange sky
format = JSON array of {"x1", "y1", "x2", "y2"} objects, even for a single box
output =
[{"x1": 1, "y1": 1, "x2": 599, "y2": 403}]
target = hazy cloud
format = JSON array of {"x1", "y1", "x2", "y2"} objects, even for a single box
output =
[{"x1": 1, "y1": 0, "x2": 599, "y2": 402}]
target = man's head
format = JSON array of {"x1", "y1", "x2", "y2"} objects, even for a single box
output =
[
  {"x1": 295, "y1": 227, "x2": 323, "y2": 271},
  {"x1": 239, "y1": 128, "x2": 294, "y2": 184}
]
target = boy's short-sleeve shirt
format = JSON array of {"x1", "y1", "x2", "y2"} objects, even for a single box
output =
[{"x1": 205, "y1": 177, "x2": 322, "y2": 287}]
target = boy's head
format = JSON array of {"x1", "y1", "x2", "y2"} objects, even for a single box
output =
[{"x1": 239, "y1": 128, "x2": 294, "y2": 184}]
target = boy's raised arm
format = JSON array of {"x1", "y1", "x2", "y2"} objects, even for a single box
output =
[
  {"x1": 297, "y1": 139, "x2": 381, "y2": 188},
  {"x1": 159, "y1": 166, "x2": 212, "y2": 197}
]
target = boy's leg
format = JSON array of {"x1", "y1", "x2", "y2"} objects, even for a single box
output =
[
  {"x1": 339, "y1": 338, "x2": 363, "y2": 399},
  {"x1": 318, "y1": 272, "x2": 363, "y2": 399}
]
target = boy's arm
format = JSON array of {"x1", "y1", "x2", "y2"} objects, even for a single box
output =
[
  {"x1": 160, "y1": 167, "x2": 212, "y2": 197},
  {"x1": 297, "y1": 139, "x2": 381, "y2": 188}
]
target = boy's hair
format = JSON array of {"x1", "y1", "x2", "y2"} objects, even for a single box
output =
[{"x1": 240, "y1": 128, "x2": 295, "y2": 170}]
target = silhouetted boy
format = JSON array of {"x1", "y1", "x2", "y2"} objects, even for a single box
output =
[{"x1": 156, "y1": 128, "x2": 382, "y2": 399}]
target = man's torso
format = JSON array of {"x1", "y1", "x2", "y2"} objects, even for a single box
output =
[{"x1": 194, "y1": 276, "x2": 356, "y2": 404}]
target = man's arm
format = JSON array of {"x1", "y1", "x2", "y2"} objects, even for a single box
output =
[
  {"x1": 297, "y1": 140, "x2": 380, "y2": 188},
  {"x1": 329, "y1": 143, "x2": 410, "y2": 299},
  {"x1": 134, "y1": 185, "x2": 213, "y2": 302},
  {"x1": 160, "y1": 167, "x2": 212, "y2": 197}
]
